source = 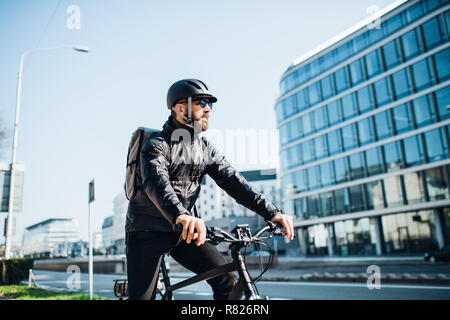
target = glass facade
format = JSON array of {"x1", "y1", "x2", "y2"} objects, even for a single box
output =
[{"x1": 277, "y1": 0, "x2": 450, "y2": 256}]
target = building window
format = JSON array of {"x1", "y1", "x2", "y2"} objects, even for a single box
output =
[
  {"x1": 382, "y1": 39, "x2": 402, "y2": 69},
  {"x1": 365, "y1": 50, "x2": 382, "y2": 78},
  {"x1": 357, "y1": 117, "x2": 375, "y2": 146},
  {"x1": 281, "y1": 95, "x2": 296, "y2": 120},
  {"x1": 424, "y1": 128, "x2": 448, "y2": 162},
  {"x1": 342, "y1": 124, "x2": 357, "y2": 151},
  {"x1": 412, "y1": 94, "x2": 435, "y2": 128},
  {"x1": 383, "y1": 176, "x2": 403, "y2": 207},
  {"x1": 365, "y1": 147, "x2": 384, "y2": 176},
  {"x1": 405, "y1": 2, "x2": 423, "y2": 23},
  {"x1": 320, "y1": 74, "x2": 335, "y2": 100},
  {"x1": 295, "y1": 198, "x2": 307, "y2": 219},
  {"x1": 425, "y1": 167, "x2": 449, "y2": 201},
  {"x1": 307, "y1": 166, "x2": 320, "y2": 190},
  {"x1": 356, "y1": 85, "x2": 374, "y2": 114},
  {"x1": 445, "y1": 10, "x2": 450, "y2": 36},
  {"x1": 403, "y1": 135, "x2": 425, "y2": 166},
  {"x1": 275, "y1": 102, "x2": 284, "y2": 123},
  {"x1": 393, "y1": 103, "x2": 413, "y2": 134},
  {"x1": 349, "y1": 59, "x2": 365, "y2": 86},
  {"x1": 435, "y1": 86, "x2": 450, "y2": 120},
  {"x1": 327, "y1": 130, "x2": 342, "y2": 155},
  {"x1": 392, "y1": 68, "x2": 413, "y2": 99},
  {"x1": 327, "y1": 100, "x2": 342, "y2": 125},
  {"x1": 401, "y1": 28, "x2": 422, "y2": 60},
  {"x1": 434, "y1": 48, "x2": 450, "y2": 82},
  {"x1": 302, "y1": 112, "x2": 314, "y2": 136},
  {"x1": 314, "y1": 135, "x2": 328, "y2": 160},
  {"x1": 308, "y1": 82, "x2": 321, "y2": 106},
  {"x1": 349, "y1": 184, "x2": 365, "y2": 212},
  {"x1": 382, "y1": 211, "x2": 437, "y2": 254},
  {"x1": 374, "y1": 110, "x2": 392, "y2": 140},
  {"x1": 319, "y1": 192, "x2": 334, "y2": 217},
  {"x1": 287, "y1": 144, "x2": 301, "y2": 168},
  {"x1": 349, "y1": 152, "x2": 365, "y2": 180},
  {"x1": 365, "y1": 181, "x2": 384, "y2": 210},
  {"x1": 320, "y1": 162, "x2": 334, "y2": 187},
  {"x1": 342, "y1": 93, "x2": 357, "y2": 120},
  {"x1": 314, "y1": 106, "x2": 328, "y2": 131},
  {"x1": 296, "y1": 89, "x2": 309, "y2": 112},
  {"x1": 334, "y1": 66, "x2": 350, "y2": 93},
  {"x1": 403, "y1": 172, "x2": 426, "y2": 204},
  {"x1": 307, "y1": 194, "x2": 321, "y2": 219},
  {"x1": 301, "y1": 140, "x2": 315, "y2": 164},
  {"x1": 373, "y1": 77, "x2": 392, "y2": 107},
  {"x1": 412, "y1": 58, "x2": 434, "y2": 91},
  {"x1": 384, "y1": 141, "x2": 402, "y2": 172},
  {"x1": 422, "y1": 15, "x2": 446, "y2": 51},
  {"x1": 334, "y1": 188, "x2": 350, "y2": 214},
  {"x1": 334, "y1": 157, "x2": 349, "y2": 183},
  {"x1": 294, "y1": 170, "x2": 308, "y2": 193}
]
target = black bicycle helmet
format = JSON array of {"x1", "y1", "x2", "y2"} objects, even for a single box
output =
[{"x1": 166, "y1": 78, "x2": 217, "y2": 109}]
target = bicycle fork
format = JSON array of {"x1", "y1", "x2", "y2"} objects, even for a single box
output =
[{"x1": 231, "y1": 250, "x2": 263, "y2": 300}]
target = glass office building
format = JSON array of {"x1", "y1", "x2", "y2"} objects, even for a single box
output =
[{"x1": 276, "y1": 0, "x2": 450, "y2": 256}]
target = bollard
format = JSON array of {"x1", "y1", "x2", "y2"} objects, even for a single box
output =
[
  {"x1": 28, "y1": 269, "x2": 32, "y2": 288},
  {"x1": 28, "y1": 269, "x2": 37, "y2": 288}
]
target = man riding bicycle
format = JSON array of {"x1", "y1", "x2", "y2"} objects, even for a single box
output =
[{"x1": 125, "y1": 78, "x2": 294, "y2": 300}]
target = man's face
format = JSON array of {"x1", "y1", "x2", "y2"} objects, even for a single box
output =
[{"x1": 174, "y1": 98, "x2": 212, "y2": 131}]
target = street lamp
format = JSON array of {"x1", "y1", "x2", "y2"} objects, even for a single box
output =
[{"x1": 4, "y1": 45, "x2": 90, "y2": 259}]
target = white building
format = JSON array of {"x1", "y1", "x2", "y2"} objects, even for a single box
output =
[
  {"x1": 22, "y1": 218, "x2": 80, "y2": 258},
  {"x1": 112, "y1": 192, "x2": 127, "y2": 251},
  {"x1": 101, "y1": 216, "x2": 114, "y2": 250},
  {"x1": 93, "y1": 231, "x2": 103, "y2": 250},
  {"x1": 197, "y1": 168, "x2": 282, "y2": 221}
]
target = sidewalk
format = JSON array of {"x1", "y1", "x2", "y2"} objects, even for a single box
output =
[{"x1": 168, "y1": 255, "x2": 450, "y2": 285}]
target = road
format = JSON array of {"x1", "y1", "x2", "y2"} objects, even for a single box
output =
[{"x1": 29, "y1": 270, "x2": 450, "y2": 300}]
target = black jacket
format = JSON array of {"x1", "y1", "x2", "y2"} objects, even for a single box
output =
[{"x1": 125, "y1": 115, "x2": 281, "y2": 233}]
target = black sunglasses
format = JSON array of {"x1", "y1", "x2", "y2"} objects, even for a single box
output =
[{"x1": 178, "y1": 99, "x2": 213, "y2": 110}]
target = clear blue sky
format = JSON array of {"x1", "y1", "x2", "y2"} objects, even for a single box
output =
[{"x1": 0, "y1": 0, "x2": 395, "y2": 244}]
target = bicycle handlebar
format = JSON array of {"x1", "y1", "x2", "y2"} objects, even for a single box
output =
[{"x1": 173, "y1": 221, "x2": 286, "y2": 245}]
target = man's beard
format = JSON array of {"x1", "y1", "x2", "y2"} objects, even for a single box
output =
[{"x1": 193, "y1": 118, "x2": 208, "y2": 134}]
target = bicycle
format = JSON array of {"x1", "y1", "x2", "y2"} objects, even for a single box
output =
[{"x1": 113, "y1": 221, "x2": 285, "y2": 300}]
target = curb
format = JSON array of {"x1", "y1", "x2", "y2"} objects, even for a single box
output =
[{"x1": 259, "y1": 272, "x2": 450, "y2": 285}]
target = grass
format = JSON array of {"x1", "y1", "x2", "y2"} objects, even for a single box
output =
[{"x1": 0, "y1": 285, "x2": 109, "y2": 300}]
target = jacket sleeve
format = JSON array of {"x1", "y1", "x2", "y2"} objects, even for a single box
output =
[
  {"x1": 140, "y1": 137, "x2": 188, "y2": 225},
  {"x1": 202, "y1": 138, "x2": 281, "y2": 221}
]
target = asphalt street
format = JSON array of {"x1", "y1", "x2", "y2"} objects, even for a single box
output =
[{"x1": 29, "y1": 270, "x2": 450, "y2": 300}]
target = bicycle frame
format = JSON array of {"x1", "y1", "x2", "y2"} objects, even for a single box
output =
[
  {"x1": 114, "y1": 222, "x2": 282, "y2": 300},
  {"x1": 159, "y1": 244, "x2": 263, "y2": 300}
]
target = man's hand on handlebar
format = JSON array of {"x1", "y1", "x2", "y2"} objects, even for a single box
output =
[
  {"x1": 175, "y1": 214, "x2": 207, "y2": 246},
  {"x1": 270, "y1": 212, "x2": 295, "y2": 241}
]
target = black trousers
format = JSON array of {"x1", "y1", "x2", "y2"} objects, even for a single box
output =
[{"x1": 126, "y1": 230, "x2": 237, "y2": 300}]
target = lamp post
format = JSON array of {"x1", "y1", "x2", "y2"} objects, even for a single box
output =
[{"x1": 4, "y1": 45, "x2": 90, "y2": 259}]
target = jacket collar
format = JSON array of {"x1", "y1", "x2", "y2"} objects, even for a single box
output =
[{"x1": 163, "y1": 115, "x2": 200, "y2": 142}]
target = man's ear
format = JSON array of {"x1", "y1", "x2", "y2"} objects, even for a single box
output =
[{"x1": 173, "y1": 103, "x2": 184, "y2": 115}]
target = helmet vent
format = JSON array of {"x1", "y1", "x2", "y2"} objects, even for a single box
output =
[
  {"x1": 197, "y1": 80, "x2": 208, "y2": 90},
  {"x1": 187, "y1": 80, "x2": 202, "y2": 90}
]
